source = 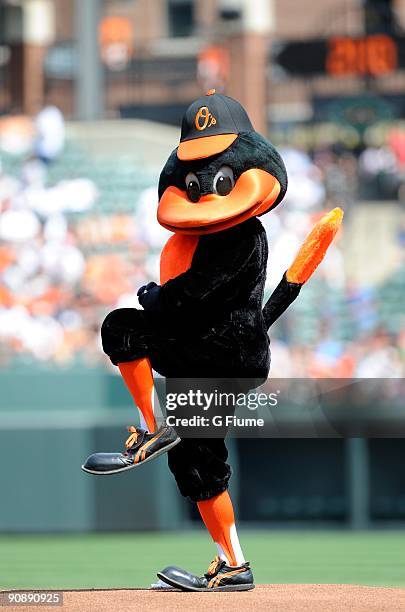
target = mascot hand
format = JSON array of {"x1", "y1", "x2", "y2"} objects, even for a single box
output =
[{"x1": 137, "y1": 282, "x2": 162, "y2": 312}]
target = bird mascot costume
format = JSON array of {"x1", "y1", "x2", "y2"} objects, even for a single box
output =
[{"x1": 83, "y1": 90, "x2": 343, "y2": 592}]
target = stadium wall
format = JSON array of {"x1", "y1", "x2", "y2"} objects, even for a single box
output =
[{"x1": 1, "y1": 370, "x2": 404, "y2": 532}]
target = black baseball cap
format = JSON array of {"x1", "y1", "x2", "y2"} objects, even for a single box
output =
[{"x1": 177, "y1": 89, "x2": 254, "y2": 161}]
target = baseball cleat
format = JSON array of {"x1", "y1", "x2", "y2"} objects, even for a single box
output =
[
  {"x1": 81, "y1": 424, "x2": 180, "y2": 475},
  {"x1": 157, "y1": 556, "x2": 254, "y2": 592}
]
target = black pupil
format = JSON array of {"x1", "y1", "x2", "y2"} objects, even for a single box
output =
[
  {"x1": 216, "y1": 175, "x2": 232, "y2": 196},
  {"x1": 187, "y1": 180, "x2": 200, "y2": 202}
]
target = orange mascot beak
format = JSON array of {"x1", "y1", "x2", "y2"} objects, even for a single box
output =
[{"x1": 158, "y1": 169, "x2": 281, "y2": 235}]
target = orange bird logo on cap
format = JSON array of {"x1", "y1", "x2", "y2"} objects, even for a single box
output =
[{"x1": 195, "y1": 106, "x2": 217, "y2": 131}]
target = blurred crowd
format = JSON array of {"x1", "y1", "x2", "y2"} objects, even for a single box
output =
[
  {"x1": 263, "y1": 145, "x2": 404, "y2": 378},
  {"x1": 0, "y1": 112, "x2": 403, "y2": 377},
  {"x1": 270, "y1": 328, "x2": 404, "y2": 379}
]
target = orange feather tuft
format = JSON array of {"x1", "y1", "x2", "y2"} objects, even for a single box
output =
[{"x1": 286, "y1": 207, "x2": 344, "y2": 284}]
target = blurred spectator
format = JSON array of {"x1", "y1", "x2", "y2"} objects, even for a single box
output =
[
  {"x1": 33, "y1": 105, "x2": 65, "y2": 165},
  {"x1": 355, "y1": 329, "x2": 403, "y2": 378}
]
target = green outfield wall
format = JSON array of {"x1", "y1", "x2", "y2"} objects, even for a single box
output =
[{"x1": 0, "y1": 368, "x2": 404, "y2": 532}]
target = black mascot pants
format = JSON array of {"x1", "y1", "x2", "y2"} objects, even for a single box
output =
[{"x1": 101, "y1": 307, "x2": 232, "y2": 502}]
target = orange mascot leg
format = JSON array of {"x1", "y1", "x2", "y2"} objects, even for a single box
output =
[
  {"x1": 197, "y1": 491, "x2": 245, "y2": 566},
  {"x1": 118, "y1": 358, "x2": 157, "y2": 433}
]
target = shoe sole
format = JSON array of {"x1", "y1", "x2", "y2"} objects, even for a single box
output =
[
  {"x1": 81, "y1": 437, "x2": 181, "y2": 475},
  {"x1": 156, "y1": 573, "x2": 255, "y2": 592}
]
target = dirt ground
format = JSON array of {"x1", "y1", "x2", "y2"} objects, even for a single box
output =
[{"x1": 2, "y1": 584, "x2": 405, "y2": 612}]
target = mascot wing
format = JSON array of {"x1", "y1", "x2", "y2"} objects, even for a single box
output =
[{"x1": 263, "y1": 207, "x2": 344, "y2": 330}]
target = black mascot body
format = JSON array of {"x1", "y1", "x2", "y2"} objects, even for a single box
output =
[
  {"x1": 104, "y1": 92, "x2": 291, "y2": 380},
  {"x1": 83, "y1": 90, "x2": 343, "y2": 592}
]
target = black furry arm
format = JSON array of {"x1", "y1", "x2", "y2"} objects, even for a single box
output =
[
  {"x1": 262, "y1": 273, "x2": 301, "y2": 330},
  {"x1": 159, "y1": 219, "x2": 267, "y2": 317}
]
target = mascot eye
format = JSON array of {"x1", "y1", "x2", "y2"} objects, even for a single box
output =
[
  {"x1": 185, "y1": 172, "x2": 201, "y2": 203},
  {"x1": 213, "y1": 166, "x2": 235, "y2": 196}
]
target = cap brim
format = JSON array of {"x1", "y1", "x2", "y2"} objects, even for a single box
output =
[{"x1": 177, "y1": 133, "x2": 238, "y2": 161}]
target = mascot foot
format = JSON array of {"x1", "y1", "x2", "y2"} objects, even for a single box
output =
[
  {"x1": 157, "y1": 556, "x2": 254, "y2": 592},
  {"x1": 81, "y1": 424, "x2": 180, "y2": 475}
]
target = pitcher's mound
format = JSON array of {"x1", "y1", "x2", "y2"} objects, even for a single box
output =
[{"x1": 3, "y1": 584, "x2": 405, "y2": 612}]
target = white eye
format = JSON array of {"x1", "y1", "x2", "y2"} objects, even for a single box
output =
[
  {"x1": 185, "y1": 172, "x2": 200, "y2": 202},
  {"x1": 185, "y1": 172, "x2": 199, "y2": 188},
  {"x1": 213, "y1": 166, "x2": 235, "y2": 196}
]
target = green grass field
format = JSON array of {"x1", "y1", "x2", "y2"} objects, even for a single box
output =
[{"x1": 1, "y1": 531, "x2": 404, "y2": 590}]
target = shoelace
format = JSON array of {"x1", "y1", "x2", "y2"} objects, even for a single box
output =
[
  {"x1": 125, "y1": 426, "x2": 138, "y2": 450},
  {"x1": 205, "y1": 556, "x2": 223, "y2": 577}
]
